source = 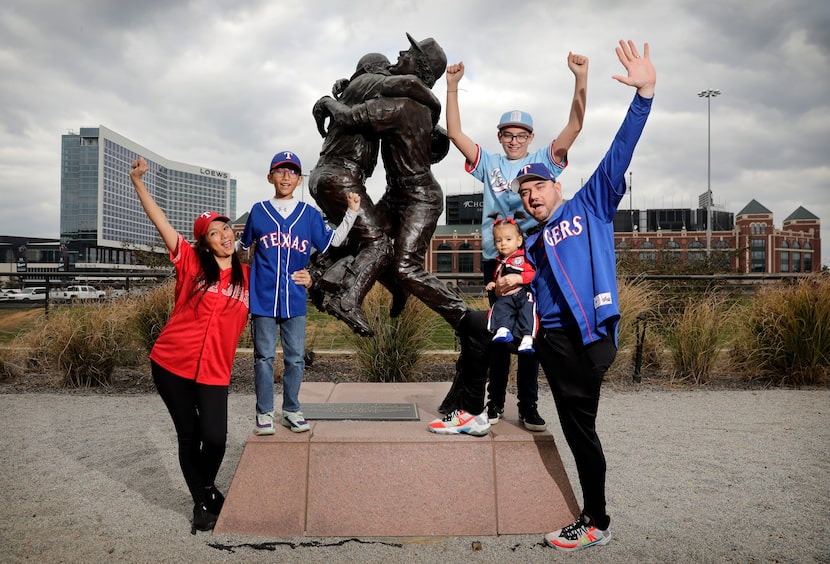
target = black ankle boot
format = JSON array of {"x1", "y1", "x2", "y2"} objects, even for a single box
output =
[
  {"x1": 206, "y1": 486, "x2": 225, "y2": 515},
  {"x1": 191, "y1": 501, "x2": 217, "y2": 534}
]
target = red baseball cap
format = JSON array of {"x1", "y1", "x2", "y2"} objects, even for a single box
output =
[{"x1": 193, "y1": 211, "x2": 231, "y2": 240}]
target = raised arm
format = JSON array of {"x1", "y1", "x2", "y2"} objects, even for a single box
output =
[
  {"x1": 129, "y1": 157, "x2": 179, "y2": 253},
  {"x1": 445, "y1": 61, "x2": 478, "y2": 163},
  {"x1": 551, "y1": 52, "x2": 589, "y2": 165}
]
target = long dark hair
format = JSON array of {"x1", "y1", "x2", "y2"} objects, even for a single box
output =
[{"x1": 190, "y1": 232, "x2": 246, "y2": 306}]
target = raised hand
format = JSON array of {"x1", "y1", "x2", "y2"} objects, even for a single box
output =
[{"x1": 612, "y1": 40, "x2": 655, "y2": 98}]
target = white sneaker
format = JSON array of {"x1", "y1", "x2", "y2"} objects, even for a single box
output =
[
  {"x1": 427, "y1": 409, "x2": 491, "y2": 436},
  {"x1": 281, "y1": 410, "x2": 310, "y2": 433},
  {"x1": 492, "y1": 327, "x2": 513, "y2": 343},
  {"x1": 254, "y1": 411, "x2": 275, "y2": 435},
  {"x1": 518, "y1": 335, "x2": 535, "y2": 354},
  {"x1": 544, "y1": 514, "x2": 611, "y2": 551}
]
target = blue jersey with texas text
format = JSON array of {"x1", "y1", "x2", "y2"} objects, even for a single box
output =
[{"x1": 241, "y1": 200, "x2": 334, "y2": 318}]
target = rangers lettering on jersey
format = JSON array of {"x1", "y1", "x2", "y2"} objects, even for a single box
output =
[
  {"x1": 543, "y1": 216, "x2": 584, "y2": 247},
  {"x1": 258, "y1": 231, "x2": 311, "y2": 254}
]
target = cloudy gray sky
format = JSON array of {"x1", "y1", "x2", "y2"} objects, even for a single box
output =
[{"x1": 2, "y1": 0, "x2": 828, "y2": 266}]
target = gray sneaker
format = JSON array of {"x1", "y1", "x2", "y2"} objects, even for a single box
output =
[{"x1": 281, "y1": 410, "x2": 310, "y2": 433}]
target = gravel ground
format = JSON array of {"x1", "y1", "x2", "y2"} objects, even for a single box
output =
[{"x1": 1, "y1": 358, "x2": 828, "y2": 563}]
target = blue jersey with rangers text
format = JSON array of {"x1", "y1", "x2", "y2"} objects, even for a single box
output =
[
  {"x1": 525, "y1": 93, "x2": 653, "y2": 347},
  {"x1": 241, "y1": 200, "x2": 334, "y2": 318},
  {"x1": 466, "y1": 144, "x2": 565, "y2": 260}
]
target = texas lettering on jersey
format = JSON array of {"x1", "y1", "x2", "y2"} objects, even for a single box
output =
[
  {"x1": 543, "y1": 215, "x2": 584, "y2": 247},
  {"x1": 257, "y1": 231, "x2": 311, "y2": 254}
]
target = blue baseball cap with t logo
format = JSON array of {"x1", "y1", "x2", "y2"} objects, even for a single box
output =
[
  {"x1": 510, "y1": 163, "x2": 556, "y2": 192},
  {"x1": 269, "y1": 151, "x2": 302, "y2": 174}
]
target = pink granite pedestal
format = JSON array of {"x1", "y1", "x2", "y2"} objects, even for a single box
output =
[{"x1": 214, "y1": 382, "x2": 579, "y2": 537}]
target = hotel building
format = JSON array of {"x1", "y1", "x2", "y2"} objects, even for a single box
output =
[{"x1": 60, "y1": 126, "x2": 236, "y2": 269}]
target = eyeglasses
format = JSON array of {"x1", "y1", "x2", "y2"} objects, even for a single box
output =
[
  {"x1": 499, "y1": 132, "x2": 531, "y2": 143},
  {"x1": 271, "y1": 167, "x2": 299, "y2": 177}
]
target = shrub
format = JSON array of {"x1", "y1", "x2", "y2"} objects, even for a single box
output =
[
  {"x1": 661, "y1": 292, "x2": 736, "y2": 385},
  {"x1": 731, "y1": 275, "x2": 830, "y2": 385},
  {"x1": 15, "y1": 304, "x2": 136, "y2": 387},
  {"x1": 341, "y1": 285, "x2": 441, "y2": 382},
  {"x1": 131, "y1": 278, "x2": 175, "y2": 352},
  {"x1": 608, "y1": 276, "x2": 664, "y2": 380}
]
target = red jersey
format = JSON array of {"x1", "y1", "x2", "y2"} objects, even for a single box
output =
[
  {"x1": 494, "y1": 248, "x2": 535, "y2": 285},
  {"x1": 150, "y1": 234, "x2": 250, "y2": 386}
]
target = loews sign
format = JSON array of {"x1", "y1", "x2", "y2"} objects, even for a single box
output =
[{"x1": 200, "y1": 168, "x2": 229, "y2": 179}]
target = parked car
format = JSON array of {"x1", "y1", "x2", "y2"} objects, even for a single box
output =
[
  {"x1": 12, "y1": 287, "x2": 47, "y2": 301},
  {"x1": 0, "y1": 289, "x2": 21, "y2": 301},
  {"x1": 56, "y1": 285, "x2": 106, "y2": 302}
]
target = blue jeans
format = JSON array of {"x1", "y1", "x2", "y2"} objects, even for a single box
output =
[{"x1": 252, "y1": 315, "x2": 306, "y2": 414}]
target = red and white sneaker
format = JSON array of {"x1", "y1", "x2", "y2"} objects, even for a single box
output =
[
  {"x1": 544, "y1": 514, "x2": 611, "y2": 552},
  {"x1": 427, "y1": 409, "x2": 490, "y2": 436}
]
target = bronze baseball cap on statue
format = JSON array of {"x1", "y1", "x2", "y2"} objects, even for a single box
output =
[
  {"x1": 406, "y1": 32, "x2": 447, "y2": 86},
  {"x1": 193, "y1": 211, "x2": 231, "y2": 240}
]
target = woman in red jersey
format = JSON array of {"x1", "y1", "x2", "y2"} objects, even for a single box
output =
[{"x1": 130, "y1": 157, "x2": 250, "y2": 534}]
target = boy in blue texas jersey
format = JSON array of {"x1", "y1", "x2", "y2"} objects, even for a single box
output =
[
  {"x1": 440, "y1": 53, "x2": 588, "y2": 430},
  {"x1": 430, "y1": 40, "x2": 656, "y2": 554},
  {"x1": 241, "y1": 151, "x2": 360, "y2": 435}
]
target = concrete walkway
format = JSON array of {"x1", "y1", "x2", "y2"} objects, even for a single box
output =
[{"x1": 1, "y1": 388, "x2": 827, "y2": 562}]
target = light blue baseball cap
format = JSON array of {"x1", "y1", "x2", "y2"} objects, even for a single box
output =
[{"x1": 498, "y1": 110, "x2": 533, "y2": 132}]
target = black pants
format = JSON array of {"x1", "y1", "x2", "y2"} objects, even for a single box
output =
[
  {"x1": 482, "y1": 259, "x2": 539, "y2": 408},
  {"x1": 152, "y1": 361, "x2": 228, "y2": 504},
  {"x1": 536, "y1": 326, "x2": 615, "y2": 530},
  {"x1": 455, "y1": 313, "x2": 614, "y2": 529}
]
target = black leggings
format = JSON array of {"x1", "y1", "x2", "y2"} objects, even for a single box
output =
[{"x1": 151, "y1": 361, "x2": 228, "y2": 504}]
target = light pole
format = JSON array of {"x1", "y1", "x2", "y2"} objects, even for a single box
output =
[
  {"x1": 628, "y1": 171, "x2": 634, "y2": 231},
  {"x1": 698, "y1": 88, "x2": 721, "y2": 256}
]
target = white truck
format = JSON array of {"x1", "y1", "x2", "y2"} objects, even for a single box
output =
[{"x1": 57, "y1": 285, "x2": 106, "y2": 302}]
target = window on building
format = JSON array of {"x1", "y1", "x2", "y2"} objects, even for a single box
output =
[
  {"x1": 437, "y1": 243, "x2": 453, "y2": 273},
  {"x1": 791, "y1": 241, "x2": 801, "y2": 273},
  {"x1": 804, "y1": 242, "x2": 813, "y2": 272},
  {"x1": 751, "y1": 238, "x2": 766, "y2": 272},
  {"x1": 688, "y1": 240, "x2": 705, "y2": 265},
  {"x1": 713, "y1": 240, "x2": 731, "y2": 269},
  {"x1": 614, "y1": 239, "x2": 630, "y2": 261},
  {"x1": 457, "y1": 243, "x2": 474, "y2": 273},
  {"x1": 780, "y1": 240, "x2": 790, "y2": 273},
  {"x1": 638, "y1": 240, "x2": 657, "y2": 266},
  {"x1": 662, "y1": 240, "x2": 681, "y2": 266}
]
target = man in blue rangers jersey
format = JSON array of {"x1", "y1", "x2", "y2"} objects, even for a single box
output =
[
  {"x1": 429, "y1": 40, "x2": 656, "y2": 555},
  {"x1": 240, "y1": 151, "x2": 359, "y2": 436},
  {"x1": 438, "y1": 53, "x2": 588, "y2": 431}
]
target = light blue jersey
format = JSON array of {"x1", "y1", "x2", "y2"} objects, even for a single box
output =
[{"x1": 466, "y1": 145, "x2": 565, "y2": 260}]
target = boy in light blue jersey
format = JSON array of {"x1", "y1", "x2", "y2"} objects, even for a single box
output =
[{"x1": 441, "y1": 52, "x2": 588, "y2": 430}]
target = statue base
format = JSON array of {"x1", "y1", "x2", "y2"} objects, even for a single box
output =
[{"x1": 214, "y1": 382, "x2": 579, "y2": 537}]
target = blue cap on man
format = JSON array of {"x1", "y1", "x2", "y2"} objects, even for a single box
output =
[
  {"x1": 269, "y1": 151, "x2": 302, "y2": 174},
  {"x1": 510, "y1": 162, "x2": 556, "y2": 192}
]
